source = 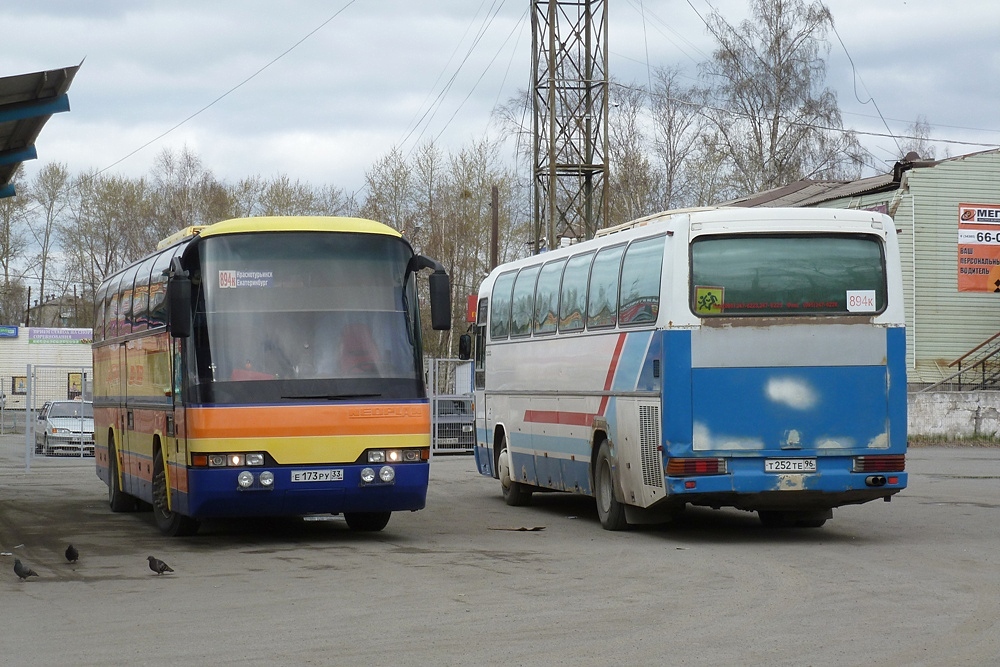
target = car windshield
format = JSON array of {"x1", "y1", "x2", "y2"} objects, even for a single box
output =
[{"x1": 49, "y1": 403, "x2": 93, "y2": 419}]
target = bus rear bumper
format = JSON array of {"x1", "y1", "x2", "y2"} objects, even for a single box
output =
[
  {"x1": 665, "y1": 468, "x2": 907, "y2": 512},
  {"x1": 178, "y1": 462, "x2": 430, "y2": 518}
]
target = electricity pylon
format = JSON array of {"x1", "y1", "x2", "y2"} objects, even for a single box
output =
[{"x1": 531, "y1": 0, "x2": 609, "y2": 252}]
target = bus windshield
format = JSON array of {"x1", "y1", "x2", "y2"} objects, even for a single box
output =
[
  {"x1": 691, "y1": 234, "x2": 887, "y2": 316},
  {"x1": 190, "y1": 231, "x2": 422, "y2": 403}
]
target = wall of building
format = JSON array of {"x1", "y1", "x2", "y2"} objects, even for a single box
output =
[
  {"x1": 909, "y1": 391, "x2": 1000, "y2": 440},
  {"x1": 0, "y1": 326, "x2": 93, "y2": 411}
]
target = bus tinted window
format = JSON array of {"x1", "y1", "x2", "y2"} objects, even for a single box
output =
[
  {"x1": 691, "y1": 234, "x2": 887, "y2": 316},
  {"x1": 148, "y1": 248, "x2": 176, "y2": 328},
  {"x1": 533, "y1": 259, "x2": 565, "y2": 335},
  {"x1": 559, "y1": 252, "x2": 593, "y2": 333},
  {"x1": 130, "y1": 255, "x2": 158, "y2": 333},
  {"x1": 619, "y1": 235, "x2": 664, "y2": 326},
  {"x1": 94, "y1": 285, "x2": 108, "y2": 342},
  {"x1": 587, "y1": 245, "x2": 625, "y2": 329},
  {"x1": 510, "y1": 266, "x2": 541, "y2": 338},
  {"x1": 490, "y1": 271, "x2": 516, "y2": 340}
]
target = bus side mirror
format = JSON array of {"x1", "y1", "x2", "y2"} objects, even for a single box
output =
[
  {"x1": 167, "y1": 273, "x2": 192, "y2": 339},
  {"x1": 458, "y1": 334, "x2": 471, "y2": 360},
  {"x1": 429, "y1": 270, "x2": 451, "y2": 331}
]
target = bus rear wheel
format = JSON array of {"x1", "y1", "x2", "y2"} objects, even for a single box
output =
[
  {"x1": 344, "y1": 512, "x2": 391, "y2": 531},
  {"x1": 498, "y1": 444, "x2": 531, "y2": 506},
  {"x1": 595, "y1": 439, "x2": 628, "y2": 530},
  {"x1": 152, "y1": 448, "x2": 200, "y2": 536}
]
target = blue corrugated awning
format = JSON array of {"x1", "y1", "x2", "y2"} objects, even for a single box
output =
[{"x1": 0, "y1": 64, "x2": 79, "y2": 199}]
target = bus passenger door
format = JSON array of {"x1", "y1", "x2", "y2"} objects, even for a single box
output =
[{"x1": 471, "y1": 298, "x2": 493, "y2": 476}]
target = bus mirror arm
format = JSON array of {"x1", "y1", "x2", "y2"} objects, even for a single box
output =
[
  {"x1": 167, "y1": 257, "x2": 192, "y2": 339},
  {"x1": 407, "y1": 255, "x2": 452, "y2": 331}
]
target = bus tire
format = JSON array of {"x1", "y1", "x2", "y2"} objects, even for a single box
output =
[
  {"x1": 498, "y1": 445, "x2": 531, "y2": 506},
  {"x1": 108, "y1": 437, "x2": 138, "y2": 512},
  {"x1": 595, "y1": 439, "x2": 628, "y2": 531},
  {"x1": 344, "y1": 511, "x2": 392, "y2": 532},
  {"x1": 152, "y1": 447, "x2": 200, "y2": 536}
]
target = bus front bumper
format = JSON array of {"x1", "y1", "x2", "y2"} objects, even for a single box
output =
[{"x1": 177, "y1": 462, "x2": 430, "y2": 518}]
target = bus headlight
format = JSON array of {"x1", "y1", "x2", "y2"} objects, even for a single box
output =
[
  {"x1": 386, "y1": 450, "x2": 402, "y2": 462},
  {"x1": 379, "y1": 466, "x2": 395, "y2": 483},
  {"x1": 368, "y1": 451, "x2": 386, "y2": 463},
  {"x1": 259, "y1": 471, "x2": 274, "y2": 487},
  {"x1": 246, "y1": 453, "x2": 265, "y2": 466},
  {"x1": 361, "y1": 467, "x2": 376, "y2": 483},
  {"x1": 237, "y1": 471, "x2": 254, "y2": 488}
]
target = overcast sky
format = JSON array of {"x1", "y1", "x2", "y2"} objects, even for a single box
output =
[{"x1": 5, "y1": 0, "x2": 1000, "y2": 197}]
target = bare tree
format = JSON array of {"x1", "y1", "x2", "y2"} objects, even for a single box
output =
[
  {"x1": 360, "y1": 147, "x2": 415, "y2": 233},
  {"x1": 648, "y1": 66, "x2": 708, "y2": 209},
  {"x1": 699, "y1": 0, "x2": 863, "y2": 195},
  {"x1": 607, "y1": 82, "x2": 664, "y2": 226},
  {"x1": 899, "y1": 115, "x2": 936, "y2": 161},
  {"x1": 0, "y1": 167, "x2": 30, "y2": 323},
  {"x1": 27, "y1": 162, "x2": 72, "y2": 302}
]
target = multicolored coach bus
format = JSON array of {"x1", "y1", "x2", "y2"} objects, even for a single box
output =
[
  {"x1": 93, "y1": 216, "x2": 450, "y2": 535},
  {"x1": 462, "y1": 207, "x2": 907, "y2": 529}
]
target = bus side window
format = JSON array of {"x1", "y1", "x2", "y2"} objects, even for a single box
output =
[
  {"x1": 619, "y1": 235, "x2": 665, "y2": 326},
  {"x1": 587, "y1": 245, "x2": 625, "y2": 330},
  {"x1": 510, "y1": 265, "x2": 541, "y2": 338},
  {"x1": 559, "y1": 252, "x2": 593, "y2": 333},
  {"x1": 474, "y1": 298, "x2": 487, "y2": 390},
  {"x1": 131, "y1": 255, "x2": 158, "y2": 333},
  {"x1": 533, "y1": 259, "x2": 565, "y2": 335},
  {"x1": 94, "y1": 285, "x2": 108, "y2": 343},
  {"x1": 490, "y1": 271, "x2": 517, "y2": 341}
]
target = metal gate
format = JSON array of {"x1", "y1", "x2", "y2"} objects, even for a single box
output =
[{"x1": 427, "y1": 358, "x2": 474, "y2": 455}]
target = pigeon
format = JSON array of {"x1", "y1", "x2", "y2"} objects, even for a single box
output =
[
  {"x1": 14, "y1": 558, "x2": 38, "y2": 581},
  {"x1": 65, "y1": 544, "x2": 79, "y2": 563},
  {"x1": 147, "y1": 555, "x2": 174, "y2": 575}
]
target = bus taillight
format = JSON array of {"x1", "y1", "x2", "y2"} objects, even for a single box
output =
[
  {"x1": 666, "y1": 458, "x2": 728, "y2": 476},
  {"x1": 853, "y1": 455, "x2": 905, "y2": 473}
]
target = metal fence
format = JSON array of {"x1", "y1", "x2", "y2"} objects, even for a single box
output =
[
  {"x1": 427, "y1": 358, "x2": 475, "y2": 455},
  {"x1": 0, "y1": 364, "x2": 93, "y2": 472}
]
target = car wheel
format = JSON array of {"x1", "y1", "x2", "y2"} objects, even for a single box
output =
[{"x1": 43, "y1": 435, "x2": 52, "y2": 457}]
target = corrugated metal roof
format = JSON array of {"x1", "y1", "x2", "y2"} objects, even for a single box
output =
[{"x1": 0, "y1": 64, "x2": 80, "y2": 198}]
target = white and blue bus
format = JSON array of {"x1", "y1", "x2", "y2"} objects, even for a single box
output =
[{"x1": 463, "y1": 207, "x2": 907, "y2": 529}]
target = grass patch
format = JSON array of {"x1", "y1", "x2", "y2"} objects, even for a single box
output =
[{"x1": 908, "y1": 434, "x2": 1000, "y2": 448}]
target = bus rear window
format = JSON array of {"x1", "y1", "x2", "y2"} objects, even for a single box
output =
[{"x1": 691, "y1": 234, "x2": 887, "y2": 316}]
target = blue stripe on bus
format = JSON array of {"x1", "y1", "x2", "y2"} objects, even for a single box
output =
[
  {"x1": 662, "y1": 329, "x2": 694, "y2": 452},
  {"x1": 887, "y1": 326, "x2": 907, "y2": 449}
]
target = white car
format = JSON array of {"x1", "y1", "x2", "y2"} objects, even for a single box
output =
[{"x1": 34, "y1": 400, "x2": 95, "y2": 457}]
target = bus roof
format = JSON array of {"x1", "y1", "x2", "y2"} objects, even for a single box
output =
[{"x1": 197, "y1": 216, "x2": 402, "y2": 240}]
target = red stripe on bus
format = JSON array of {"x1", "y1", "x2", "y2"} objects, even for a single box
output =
[{"x1": 523, "y1": 332, "x2": 628, "y2": 427}]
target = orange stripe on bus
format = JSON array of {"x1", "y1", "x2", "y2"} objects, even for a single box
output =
[{"x1": 185, "y1": 403, "x2": 430, "y2": 439}]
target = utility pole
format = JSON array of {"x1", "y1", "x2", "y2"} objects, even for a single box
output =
[{"x1": 531, "y1": 0, "x2": 609, "y2": 254}]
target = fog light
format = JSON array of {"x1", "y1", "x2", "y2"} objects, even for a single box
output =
[
  {"x1": 209, "y1": 454, "x2": 227, "y2": 467},
  {"x1": 361, "y1": 467, "x2": 376, "y2": 483},
  {"x1": 379, "y1": 466, "x2": 395, "y2": 483},
  {"x1": 246, "y1": 453, "x2": 264, "y2": 466},
  {"x1": 237, "y1": 471, "x2": 254, "y2": 488},
  {"x1": 259, "y1": 471, "x2": 274, "y2": 487},
  {"x1": 368, "y1": 451, "x2": 385, "y2": 463}
]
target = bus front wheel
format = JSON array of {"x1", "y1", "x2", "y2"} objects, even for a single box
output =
[
  {"x1": 344, "y1": 512, "x2": 391, "y2": 531},
  {"x1": 498, "y1": 445, "x2": 531, "y2": 506},
  {"x1": 108, "y1": 437, "x2": 138, "y2": 512},
  {"x1": 152, "y1": 448, "x2": 200, "y2": 536},
  {"x1": 595, "y1": 440, "x2": 628, "y2": 530}
]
